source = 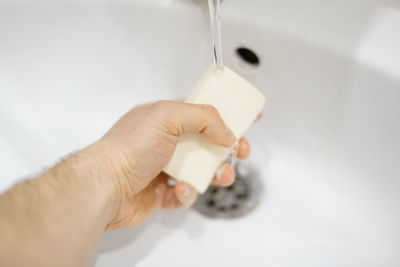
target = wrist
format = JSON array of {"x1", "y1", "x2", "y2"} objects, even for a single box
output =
[{"x1": 61, "y1": 143, "x2": 122, "y2": 228}]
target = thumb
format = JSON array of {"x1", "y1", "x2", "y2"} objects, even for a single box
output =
[{"x1": 157, "y1": 101, "x2": 236, "y2": 147}]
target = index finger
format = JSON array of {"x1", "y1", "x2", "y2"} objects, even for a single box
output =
[{"x1": 154, "y1": 101, "x2": 237, "y2": 147}]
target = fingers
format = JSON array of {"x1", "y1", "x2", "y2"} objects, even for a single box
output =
[
  {"x1": 210, "y1": 138, "x2": 249, "y2": 186},
  {"x1": 153, "y1": 101, "x2": 236, "y2": 147},
  {"x1": 145, "y1": 175, "x2": 193, "y2": 210},
  {"x1": 159, "y1": 164, "x2": 236, "y2": 209},
  {"x1": 211, "y1": 163, "x2": 235, "y2": 187},
  {"x1": 163, "y1": 138, "x2": 249, "y2": 208},
  {"x1": 150, "y1": 175, "x2": 198, "y2": 210},
  {"x1": 236, "y1": 138, "x2": 250, "y2": 159},
  {"x1": 168, "y1": 163, "x2": 236, "y2": 207},
  {"x1": 174, "y1": 182, "x2": 198, "y2": 208}
]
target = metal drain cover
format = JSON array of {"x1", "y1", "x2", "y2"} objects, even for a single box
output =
[{"x1": 193, "y1": 162, "x2": 262, "y2": 218}]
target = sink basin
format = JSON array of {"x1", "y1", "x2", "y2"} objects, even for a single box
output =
[{"x1": 1, "y1": 0, "x2": 400, "y2": 266}]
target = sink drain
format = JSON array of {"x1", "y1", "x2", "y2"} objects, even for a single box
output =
[{"x1": 193, "y1": 162, "x2": 262, "y2": 218}]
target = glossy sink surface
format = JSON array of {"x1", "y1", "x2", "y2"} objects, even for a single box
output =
[{"x1": 1, "y1": 0, "x2": 400, "y2": 266}]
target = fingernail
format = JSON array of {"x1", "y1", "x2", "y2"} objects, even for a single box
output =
[
  {"x1": 167, "y1": 178, "x2": 177, "y2": 187},
  {"x1": 216, "y1": 167, "x2": 224, "y2": 180},
  {"x1": 183, "y1": 186, "x2": 192, "y2": 198}
]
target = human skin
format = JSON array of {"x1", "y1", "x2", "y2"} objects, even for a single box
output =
[{"x1": 0, "y1": 100, "x2": 251, "y2": 267}]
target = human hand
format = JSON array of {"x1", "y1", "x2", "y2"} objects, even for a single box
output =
[{"x1": 90, "y1": 101, "x2": 251, "y2": 230}]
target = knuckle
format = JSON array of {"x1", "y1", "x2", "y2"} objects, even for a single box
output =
[
  {"x1": 152, "y1": 100, "x2": 171, "y2": 110},
  {"x1": 151, "y1": 101, "x2": 181, "y2": 136},
  {"x1": 202, "y1": 104, "x2": 219, "y2": 118},
  {"x1": 150, "y1": 100, "x2": 171, "y2": 116}
]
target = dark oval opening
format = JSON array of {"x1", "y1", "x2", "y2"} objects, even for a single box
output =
[{"x1": 236, "y1": 47, "x2": 260, "y2": 66}]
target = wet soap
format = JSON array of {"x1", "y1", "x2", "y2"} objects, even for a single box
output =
[{"x1": 164, "y1": 65, "x2": 266, "y2": 193}]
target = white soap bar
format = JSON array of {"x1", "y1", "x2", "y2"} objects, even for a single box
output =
[{"x1": 164, "y1": 65, "x2": 266, "y2": 193}]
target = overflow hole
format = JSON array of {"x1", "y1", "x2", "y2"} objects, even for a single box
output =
[{"x1": 236, "y1": 47, "x2": 260, "y2": 66}]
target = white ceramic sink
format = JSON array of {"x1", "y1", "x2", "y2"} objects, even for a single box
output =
[{"x1": 1, "y1": 0, "x2": 400, "y2": 266}]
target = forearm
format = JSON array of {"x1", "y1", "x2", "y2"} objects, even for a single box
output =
[
  {"x1": 0, "y1": 100, "x2": 241, "y2": 266},
  {"x1": 0, "y1": 144, "x2": 118, "y2": 267}
]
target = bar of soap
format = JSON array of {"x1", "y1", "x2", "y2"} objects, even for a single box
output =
[{"x1": 163, "y1": 65, "x2": 266, "y2": 193}]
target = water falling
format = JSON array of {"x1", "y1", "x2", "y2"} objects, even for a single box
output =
[{"x1": 208, "y1": 0, "x2": 224, "y2": 69}]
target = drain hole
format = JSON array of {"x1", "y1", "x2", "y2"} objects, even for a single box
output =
[
  {"x1": 231, "y1": 204, "x2": 239, "y2": 210},
  {"x1": 236, "y1": 47, "x2": 260, "y2": 66},
  {"x1": 211, "y1": 188, "x2": 219, "y2": 194},
  {"x1": 207, "y1": 200, "x2": 216, "y2": 207},
  {"x1": 218, "y1": 207, "x2": 227, "y2": 212},
  {"x1": 235, "y1": 193, "x2": 246, "y2": 200}
]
